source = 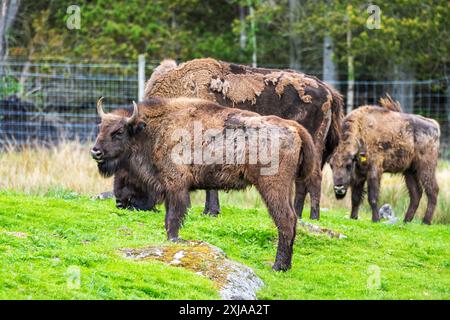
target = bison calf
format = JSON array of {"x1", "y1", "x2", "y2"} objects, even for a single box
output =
[
  {"x1": 91, "y1": 97, "x2": 315, "y2": 271},
  {"x1": 113, "y1": 169, "x2": 163, "y2": 211},
  {"x1": 329, "y1": 96, "x2": 440, "y2": 224}
]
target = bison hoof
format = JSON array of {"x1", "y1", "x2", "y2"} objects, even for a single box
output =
[
  {"x1": 422, "y1": 219, "x2": 432, "y2": 225},
  {"x1": 202, "y1": 208, "x2": 220, "y2": 217},
  {"x1": 272, "y1": 261, "x2": 291, "y2": 272},
  {"x1": 116, "y1": 201, "x2": 126, "y2": 209},
  {"x1": 168, "y1": 237, "x2": 188, "y2": 244}
]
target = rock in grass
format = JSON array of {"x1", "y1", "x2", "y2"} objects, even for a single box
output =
[
  {"x1": 1, "y1": 230, "x2": 28, "y2": 238},
  {"x1": 121, "y1": 240, "x2": 263, "y2": 300},
  {"x1": 91, "y1": 191, "x2": 114, "y2": 200},
  {"x1": 379, "y1": 204, "x2": 398, "y2": 224},
  {"x1": 298, "y1": 221, "x2": 347, "y2": 239}
]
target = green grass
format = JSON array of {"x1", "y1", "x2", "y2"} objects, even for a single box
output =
[{"x1": 0, "y1": 190, "x2": 449, "y2": 300}]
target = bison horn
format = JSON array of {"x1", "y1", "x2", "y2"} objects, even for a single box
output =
[
  {"x1": 97, "y1": 97, "x2": 106, "y2": 118},
  {"x1": 127, "y1": 101, "x2": 139, "y2": 124}
]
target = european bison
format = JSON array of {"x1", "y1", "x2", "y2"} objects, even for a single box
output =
[
  {"x1": 329, "y1": 95, "x2": 440, "y2": 224},
  {"x1": 113, "y1": 168, "x2": 163, "y2": 211},
  {"x1": 91, "y1": 97, "x2": 316, "y2": 271},
  {"x1": 114, "y1": 58, "x2": 343, "y2": 219}
]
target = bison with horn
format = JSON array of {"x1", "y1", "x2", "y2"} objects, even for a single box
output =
[
  {"x1": 91, "y1": 97, "x2": 316, "y2": 271},
  {"x1": 113, "y1": 58, "x2": 344, "y2": 220}
]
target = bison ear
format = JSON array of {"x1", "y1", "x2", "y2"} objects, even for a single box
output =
[{"x1": 130, "y1": 121, "x2": 146, "y2": 135}]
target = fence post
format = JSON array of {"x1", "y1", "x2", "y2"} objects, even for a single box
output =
[{"x1": 138, "y1": 54, "x2": 145, "y2": 100}]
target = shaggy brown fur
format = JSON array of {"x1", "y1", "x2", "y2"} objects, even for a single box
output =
[
  {"x1": 329, "y1": 96, "x2": 440, "y2": 224},
  {"x1": 113, "y1": 169, "x2": 163, "y2": 211},
  {"x1": 126, "y1": 58, "x2": 343, "y2": 219},
  {"x1": 92, "y1": 97, "x2": 316, "y2": 271}
]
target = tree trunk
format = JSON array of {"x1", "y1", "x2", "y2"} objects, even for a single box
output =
[
  {"x1": 322, "y1": 35, "x2": 337, "y2": 86},
  {"x1": 391, "y1": 65, "x2": 414, "y2": 113},
  {"x1": 288, "y1": 0, "x2": 301, "y2": 70},
  {"x1": 346, "y1": 12, "x2": 354, "y2": 114},
  {"x1": 239, "y1": 5, "x2": 247, "y2": 50},
  {"x1": 0, "y1": 0, "x2": 20, "y2": 61},
  {"x1": 247, "y1": 1, "x2": 257, "y2": 67}
]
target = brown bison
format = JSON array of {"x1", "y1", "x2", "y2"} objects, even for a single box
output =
[
  {"x1": 113, "y1": 169, "x2": 163, "y2": 211},
  {"x1": 91, "y1": 97, "x2": 316, "y2": 271},
  {"x1": 113, "y1": 58, "x2": 343, "y2": 219},
  {"x1": 329, "y1": 96, "x2": 440, "y2": 224}
]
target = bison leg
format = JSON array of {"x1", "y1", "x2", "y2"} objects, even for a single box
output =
[
  {"x1": 202, "y1": 189, "x2": 220, "y2": 216},
  {"x1": 307, "y1": 170, "x2": 322, "y2": 220},
  {"x1": 260, "y1": 183, "x2": 297, "y2": 271},
  {"x1": 294, "y1": 169, "x2": 322, "y2": 220},
  {"x1": 367, "y1": 168, "x2": 381, "y2": 222},
  {"x1": 164, "y1": 190, "x2": 190, "y2": 241},
  {"x1": 294, "y1": 178, "x2": 307, "y2": 219},
  {"x1": 403, "y1": 172, "x2": 423, "y2": 223},
  {"x1": 350, "y1": 178, "x2": 365, "y2": 219},
  {"x1": 272, "y1": 202, "x2": 297, "y2": 271},
  {"x1": 418, "y1": 168, "x2": 439, "y2": 225}
]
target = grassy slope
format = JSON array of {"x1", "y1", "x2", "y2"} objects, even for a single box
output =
[{"x1": 0, "y1": 191, "x2": 449, "y2": 300}]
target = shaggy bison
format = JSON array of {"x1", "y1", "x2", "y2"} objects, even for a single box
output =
[
  {"x1": 91, "y1": 97, "x2": 316, "y2": 271},
  {"x1": 329, "y1": 96, "x2": 440, "y2": 224},
  {"x1": 114, "y1": 58, "x2": 343, "y2": 219},
  {"x1": 113, "y1": 169, "x2": 163, "y2": 211}
]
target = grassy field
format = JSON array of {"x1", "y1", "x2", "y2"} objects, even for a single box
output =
[
  {"x1": 0, "y1": 142, "x2": 449, "y2": 299},
  {"x1": 0, "y1": 191, "x2": 449, "y2": 299}
]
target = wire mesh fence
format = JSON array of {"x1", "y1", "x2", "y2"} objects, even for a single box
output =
[{"x1": 0, "y1": 60, "x2": 448, "y2": 158}]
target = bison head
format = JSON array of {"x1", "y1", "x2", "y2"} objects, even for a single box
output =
[
  {"x1": 329, "y1": 141, "x2": 367, "y2": 199},
  {"x1": 91, "y1": 98, "x2": 146, "y2": 177}
]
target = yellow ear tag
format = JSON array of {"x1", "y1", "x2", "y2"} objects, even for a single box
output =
[{"x1": 359, "y1": 155, "x2": 367, "y2": 163}]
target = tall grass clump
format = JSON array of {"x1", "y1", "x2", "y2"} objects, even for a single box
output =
[{"x1": 0, "y1": 140, "x2": 112, "y2": 195}]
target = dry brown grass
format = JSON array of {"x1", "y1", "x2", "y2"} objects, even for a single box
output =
[
  {"x1": 0, "y1": 140, "x2": 112, "y2": 195},
  {"x1": 1, "y1": 141, "x2": 448, "y2": 223}
]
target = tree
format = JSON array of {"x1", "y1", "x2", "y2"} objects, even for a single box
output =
[
  {"x1": 5, "y1": 0, "x2": 449, "y2": 81},
  {"x1": 0, "y1": 0, "x2": 20, "y2": 61},
  {"x1": 288, "y1": 0, "x2": 301, "y2": 70}
]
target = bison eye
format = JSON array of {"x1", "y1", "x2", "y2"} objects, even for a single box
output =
[
  {"x1": 111, "y1": 128, "x2": 125, "y2": 138},
  {"x1": 346, "y1": 164, "x2": 352, "y2": 171}
]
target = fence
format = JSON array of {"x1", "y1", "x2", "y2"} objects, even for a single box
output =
[{"x1": 0, "y1": 60, "x2": 449, "y2": 158}]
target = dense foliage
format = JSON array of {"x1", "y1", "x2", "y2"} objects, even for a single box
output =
[{"x1": 6, "y1": 0, "x2": 450, "y2": 79}]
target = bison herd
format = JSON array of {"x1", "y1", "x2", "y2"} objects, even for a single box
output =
[{"x1": 91, "y1": 58, "x2": 440, "y2": 271}]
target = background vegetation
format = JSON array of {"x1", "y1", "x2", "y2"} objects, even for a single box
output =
[{"x1": 4, "y1": 0, "x2": 449, "y2": 80}]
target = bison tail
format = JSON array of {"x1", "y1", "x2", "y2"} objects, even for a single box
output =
[
  {"x1": 322, "y1": 89, "x2": 344, "y2": 167},
  {"x1": 297, "y1": 126, "x2": 316, "y2": 181},
  {"x1": 379, "y1": 93, "x2": 403, "y2": 112}
]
